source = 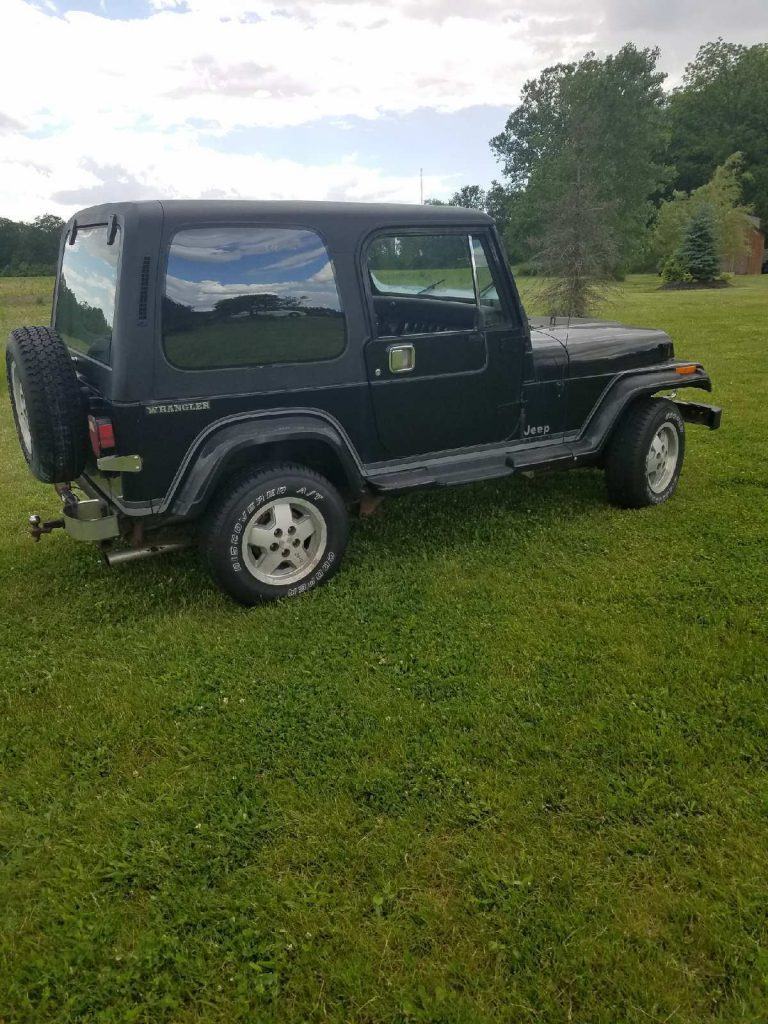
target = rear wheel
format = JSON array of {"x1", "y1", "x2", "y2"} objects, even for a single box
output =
[
  {"x1": 202, "y1": 464, "x2": 349, "y2": 604},
  {"x1": 605, "y1": 398, "x2": 685, "y2": 508}
]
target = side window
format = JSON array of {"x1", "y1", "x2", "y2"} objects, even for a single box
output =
[
  {"x1": 470, "y1": 235, "x2": 511, "y2": 328},
  {"x1": 55, "y1": 224, "x2": 120, "y2": 365},
  {"x1": 163, "y1": 227, "x2": 345, "y2": 370},
  {"x1": 367, "y1": 233, "x2": 477, "y2": 337}
]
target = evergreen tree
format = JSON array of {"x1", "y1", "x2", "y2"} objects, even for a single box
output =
[
  {"x1": 665, "y1": 205, "x2": 720, "y2": 283},
  {"x1": 653, "y1": 153, "x2": 752, "y2": 270},
  {"x1": 534, "y1": 131, "x2": 618, "y2": 317}
]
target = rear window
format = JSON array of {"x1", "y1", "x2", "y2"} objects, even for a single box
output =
[
  {"x1": 55, "y1": 224, "x2": 120, "y2": 365},
  {"x1": 163, "y1": 227, "x2": 345, "y2": 370}
]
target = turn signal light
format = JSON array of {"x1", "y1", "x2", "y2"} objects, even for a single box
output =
[
  {"x1": 88, "y1": 415, "x2": 116, "y2": 457},
  {"x1": 675, "y1": 364, "x2": 697, "y2": 375}
]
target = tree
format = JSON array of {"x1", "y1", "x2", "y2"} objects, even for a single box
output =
[
  {"x1": 0, "y1": 213, "x2": 65, "y2": 275},
  {"x1": 483, "y1": 181, "x2": 512, "y2": 235},
  {"x1": 0, "y1": 218, "x2": 21, "y2": 272},
  {"x1": 425, "y1": 182, "x2": 513, "y2": 237},
  {"x1": 23, "y1": 214, "x2": 65, "y2": 267},
  {"x1": 533, "y1": 129, "x2": 619, "y2": 317},
  {"x1": 491, "y1": 44, "x2": 669, "y2": 269},
  {"x1": 447, "y1": 185, "x2": 486, "y2": 210},
  {"x1": 653, "y1": 153, "x2": 753, "y2": 269},
  {"x1": 667, "y1": 40, "x2": 768, "y2": 226},
  {"x1": 662, "y1": 205, "x2": 720, "y2": 284}
]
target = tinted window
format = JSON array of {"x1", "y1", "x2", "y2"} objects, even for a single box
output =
[
  {"x1": 55, "y1": 225, "x2": 120, "y2": 365},
  {"x1": 163, "y1": 227, "x2": 345, "y2": 370},
  {"x1": 470, "y1": 235, "x2": 510, "y2": 327},
  {"x1": 367, "y1": 233, "x2": 477, "y2": 337}
]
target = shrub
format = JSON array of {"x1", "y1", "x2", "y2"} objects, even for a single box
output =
[{"x1": 660, "y1": 254, "x2": 694, "y2": 284}]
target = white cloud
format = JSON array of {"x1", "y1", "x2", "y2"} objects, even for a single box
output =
[
  {"x1": 1, "y1": 0, "x2": 588, "y2": 218},
  {"x1": 1, "y1": 0, "x2": 766, "y2": 219}
]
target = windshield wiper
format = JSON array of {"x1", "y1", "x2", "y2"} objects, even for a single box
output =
[{"x1": 418, "y1": 278, "x2": 445, "y2": 294}]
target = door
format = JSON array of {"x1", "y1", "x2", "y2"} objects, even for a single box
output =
[{"x1": 364, "y1": 230, "x2": 524, "y2": 460}]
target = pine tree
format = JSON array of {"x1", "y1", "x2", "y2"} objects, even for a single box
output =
[
  {"x1": 674, "y1": 205, "x2": 721, "y2": 282},
  {"x1": 534, "y1": 125, "x2": 618, "y2": 318}
]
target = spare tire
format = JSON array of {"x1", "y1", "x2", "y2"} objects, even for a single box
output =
[{"x1": 6, "y1": 326, "x2": 89, "y2": 483}]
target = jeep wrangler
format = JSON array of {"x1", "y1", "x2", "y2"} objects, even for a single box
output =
[{"x1": 6, "y1": 200, "x2": 721, "y2": 604}]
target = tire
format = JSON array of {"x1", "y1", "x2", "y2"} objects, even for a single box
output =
[
  {"x1": 202, "y1": 464, "x2": 349, "y2": 605},
  {"x1": 6, "y1": 326, "x2": 88, "y2": 483},
  {"x1": 605, "y1": 397, "x2": 685, "y2": 508}
]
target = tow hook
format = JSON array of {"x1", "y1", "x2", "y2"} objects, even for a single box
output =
[{"x1": 29, "y1": 513, "x2": 65, "y2": 541}]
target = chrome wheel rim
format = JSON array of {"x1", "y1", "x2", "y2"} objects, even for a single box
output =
[
  {"x1": 646, "y1": 423, "x2": 679, "y2": 493},
  {"x1": 241, "y1": 497, "x2": 327, "y2": 585},
  {"x1": 10, "y1": 360, "x2": 32, "y2": 454}
]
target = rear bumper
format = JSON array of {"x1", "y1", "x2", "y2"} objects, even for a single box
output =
[
  {"x1": 673, "y1": 400, "x2": 722, "y2": 430},
  {"x1": 63, "y1": 497, "x2": 120, "y2": 542}
]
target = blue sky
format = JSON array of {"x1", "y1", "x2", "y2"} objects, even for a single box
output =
[
  {"x1": 3, "y1": 0, "x2": 768, "y2": 220},
  {"x1": 198, "y1": 106, "x2": 510, "y2": 192}
]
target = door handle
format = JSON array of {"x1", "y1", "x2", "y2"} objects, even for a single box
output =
[{"x1": 387, "y1": 343, "x2": 415, "y2": 374}]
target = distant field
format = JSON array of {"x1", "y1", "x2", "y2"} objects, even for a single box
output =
[{"x1": 1, "y1": 274, "x2": 767, "y2": 1023}]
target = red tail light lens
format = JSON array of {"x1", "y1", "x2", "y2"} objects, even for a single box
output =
[{"x1": 88, "y1": 416, "x2": 116, "y2": 457}]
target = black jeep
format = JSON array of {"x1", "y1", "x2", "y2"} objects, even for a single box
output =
[{"x1": 6, "y1": 200, "x2": 721, "y2": 604}]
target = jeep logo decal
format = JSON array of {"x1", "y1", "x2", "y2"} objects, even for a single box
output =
[
  {"x1": 146, "y1": 401, "x2": 211, "y2": 414},
  {"x1": 523, "y1": 423, "x2": 551, "y2": 437}
]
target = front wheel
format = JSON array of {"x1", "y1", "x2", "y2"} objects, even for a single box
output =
[
  {"x1": 605, "y1": 398, "x2": 685, "y2": 508},
  {"x1": 202, "y1": 464, "x2": 349, "y2": 604}
]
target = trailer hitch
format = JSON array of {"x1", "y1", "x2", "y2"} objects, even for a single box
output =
[{"x1": 29, "y1": 513, "x2": 65, "y2": 541}]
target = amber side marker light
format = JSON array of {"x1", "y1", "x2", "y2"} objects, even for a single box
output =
[{"x1": 675, "y1": 364, "x2": 698, "y2": 375}]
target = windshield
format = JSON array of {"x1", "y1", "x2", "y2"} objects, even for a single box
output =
[
  {"x1": 55, "y1": 224, "x2": 120, "y2": 365},
  {"x1": 367, "y1": 234, "x2": 476, "y2": 303}
]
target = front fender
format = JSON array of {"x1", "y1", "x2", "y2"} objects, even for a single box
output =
[
  {"x1": 166, "y1": 412, "x2": 366, "y2": 518},
  {"x1": 576, "y1": 363, "x2": 714, "y2": 456}
]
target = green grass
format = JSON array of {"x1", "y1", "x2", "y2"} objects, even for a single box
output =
[{"x1": 1, "y1": 274, "x2": 767, "y2": 1023}]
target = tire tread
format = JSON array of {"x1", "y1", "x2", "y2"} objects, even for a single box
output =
[
  {"x1": 605, "y1": 397, "x2": 684, "y2": 508},
  {"x1": 6, "y1": 325, "x2": 87, "y2": 482},
  {"x1": 202, "y1": 462, "x2": 348, "y2": 604}
]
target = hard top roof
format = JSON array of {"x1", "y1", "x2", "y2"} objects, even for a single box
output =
[{"x1": 68, "y1": 198, "x2": 493, "y2": 230}]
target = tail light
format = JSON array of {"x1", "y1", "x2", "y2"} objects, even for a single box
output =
[{"x1": 88, "y1": 415, "x2": 116, "y2": 457}]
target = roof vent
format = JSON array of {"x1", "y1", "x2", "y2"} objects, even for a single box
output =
[{"x1": 138, "y1": 256, "x2": 151, "y2": 321}]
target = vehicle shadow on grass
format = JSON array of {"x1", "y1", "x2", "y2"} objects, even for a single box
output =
[
  {"x1": 117, "y1": 469, "x2": 609, "y2": 607},
  {"x1": 355, "y1": 467, "x2": 609, "y2": 555},
  {"x1": 8, "y1": 467, "x2": 610, "y2": 625}
]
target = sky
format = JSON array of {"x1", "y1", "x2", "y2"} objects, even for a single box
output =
[{"x1": 1, "y1": 0, "x2": 767, "y2": 221}]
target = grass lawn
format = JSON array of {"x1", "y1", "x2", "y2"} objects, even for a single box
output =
[{"x1": 0, "y1": 274, "x2": 766, "y2": 1023}]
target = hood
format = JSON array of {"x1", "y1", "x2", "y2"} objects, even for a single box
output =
[{"x1": 529, "y1": 316, "x2": 674, "y2": 376}]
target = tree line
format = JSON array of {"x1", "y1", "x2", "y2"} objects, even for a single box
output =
[
  {"x1": 430, "y1": 39, "x2": 767, "y2": 312},
  {"x1": 0, "y1": 214, "x2": 65, "y2": 276}
]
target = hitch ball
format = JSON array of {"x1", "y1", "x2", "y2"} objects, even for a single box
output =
[{"x1": 28, "y1": 513, "x2": 65, "y2": 541}]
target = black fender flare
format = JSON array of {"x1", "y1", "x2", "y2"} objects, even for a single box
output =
[
  {"x1": 575, "y1": 363, "x2": 713, "y2": 457},
  {"x1": 164, "y1": 411, "x2": 366, "y2": 518}
]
